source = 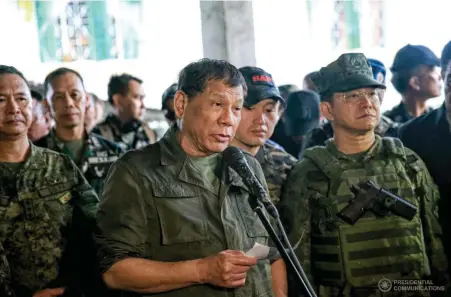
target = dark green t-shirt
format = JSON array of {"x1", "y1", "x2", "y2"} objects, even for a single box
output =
[
  {"x1": 63, "y1": 139, "x2": 85, "y2": 163},
  {"x1": 189, "y1": 153, "x2": 221, "y2": 196},
  {"x1": 1, "y1": 162, "x2": 24, "y2": 175}
]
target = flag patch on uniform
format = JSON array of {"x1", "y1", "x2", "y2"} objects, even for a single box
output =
[{"x1": 58, "y1": 192, "x2": 72, "y2": 204}]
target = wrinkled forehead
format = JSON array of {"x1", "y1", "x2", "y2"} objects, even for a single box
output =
[
  {"x1": 204, "y1": 80, "x2": 244, "y2": 102},
  {"x1": 0, "y1": 73, "x2": 29, "y2": 93},
  {"x1": 49, "y1": 73, "x2": 84, "y2": 93}
]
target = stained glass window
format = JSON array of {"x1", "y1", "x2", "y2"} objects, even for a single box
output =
[
  {"x1": 331, "y1": 0, "x2": 361, "y2": 50},
  {"x1": 58, "y1": 0, "x2": 91, "y2": 61},
  {"x1": 368, "y1": 1, "x2": 385, "y2": 47},
  {"x1": 35, "y1": 0, "x2": 140, "y2": 62}
]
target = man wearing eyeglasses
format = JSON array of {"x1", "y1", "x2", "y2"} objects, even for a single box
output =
[
  {"x1": 301, "y1": 58, "x2": 399, "y2": 157},
  {"x1": 279, "y1": 53, "x2": 448, "y2": 296}
]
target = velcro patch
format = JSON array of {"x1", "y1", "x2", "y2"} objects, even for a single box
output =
[{"x1": 58, "y1": 191, "x2": 72, "y2": 204}]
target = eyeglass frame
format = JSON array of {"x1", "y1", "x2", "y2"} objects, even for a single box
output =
[{"x1": 335, "y1": 88, "x2": 385, "y2": 105}]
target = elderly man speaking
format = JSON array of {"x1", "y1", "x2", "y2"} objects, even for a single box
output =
[{"x1": 95, "y1": 59, "x2": 287, "y2": 297}]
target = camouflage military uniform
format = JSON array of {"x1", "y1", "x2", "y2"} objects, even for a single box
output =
[
  {"x1": 384, "y1": 102, "x2": 433, "y2": 124},
  {"x1": 0, "y1": 144, "x2": 99, "y2": 296},
  {"x1": 279, "y1": 136, "x2": 448, "y2": 297},
  {"x1": 93, "y1": 114, "x2": 156, "y2": 151},
  {"x1": 302, "y1": 115, "x2": 399, "y2": 153},
  {"x1": 0, "y1": 242, "x2": 13, "y2": 296},
  {"x1": 34, "y1": 129, "x2": 123, "y2": 196},
  {"x1": 96, "y1": 126, "x2": 278, "y2": 297},
  {"x1": 255, "y1": 141, "x2": 297, "y2": 205}
]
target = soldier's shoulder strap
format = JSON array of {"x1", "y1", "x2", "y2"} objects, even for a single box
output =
[
  {"x1": 381, "y1": 137, "x2": 424, "y2": 182},
  {"x1": 302, "y1": 146, "x2": 341, "y2": 181},
  {"x1": 381, "y1": 137, "x2": 406, "y2": 158}
]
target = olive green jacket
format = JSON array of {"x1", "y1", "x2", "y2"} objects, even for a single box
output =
[{"x1": 96, "y1": 126, "x2": 277, "y2": 297}]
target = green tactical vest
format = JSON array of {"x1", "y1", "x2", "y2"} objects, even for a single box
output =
[{"x1": 303, "y1": 137, "x2": 429, "y2": 288}]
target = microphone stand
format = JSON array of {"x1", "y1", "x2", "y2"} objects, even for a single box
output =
[{"x1": 249, "y1": 197, "x2": 317, "y2": 297}]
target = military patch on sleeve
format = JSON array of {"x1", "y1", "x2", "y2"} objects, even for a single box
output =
[{"x1": 58, "y1": 191, "x2": 72, "y2": 204}]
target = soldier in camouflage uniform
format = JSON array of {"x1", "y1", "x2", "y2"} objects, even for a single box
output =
[
  {"x1": 231, "y1": 66, "x2": 297, "y2": 205},
  {"x1": 35, "y1": 68, "x2": 124, "y2": 196},
  {"x1": 95, "y1": 59, "x2": 287, "y2": 297},
  {"x1": 93, "y1": 74, "x2": 156, "y2": 151},
  {"x1": 279, "y1": 54, "x2": 448, "y2": 297},
  {"x1": 0, "y1": 66, "x2": 99, "y2": 296}
]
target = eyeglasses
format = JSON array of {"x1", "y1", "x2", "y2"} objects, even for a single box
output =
[{"x1": 339, "y1": 90, "x2": 381, "y2": 105}]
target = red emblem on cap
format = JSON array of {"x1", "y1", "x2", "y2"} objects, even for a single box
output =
[{"x1": 252, "y1": 75, "x2": 272, "y2": 83}]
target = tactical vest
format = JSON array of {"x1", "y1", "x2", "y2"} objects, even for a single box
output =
[{"x1": 303, "y1": 138, "x2": 429, "y2": 288}]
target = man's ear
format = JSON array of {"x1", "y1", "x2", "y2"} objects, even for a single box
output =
[
  {"x1": 409, "y1": 76, "x2": 421, "y2": 91},
  {"x1": 174, "y1": 91, "x2": 189, "y2": 119},
  {"x1": 44, "y1": 97, "x2": 56, "y2": 117},
  {"x1": 112, "y1": 94, "x2": 122, "y2": 108},
  {"x1": 320, "y1": 101, "x2": 334, "y2": 121},
  {"x1": 84, "y1": 94, "x2": 92, "y2": 111}
]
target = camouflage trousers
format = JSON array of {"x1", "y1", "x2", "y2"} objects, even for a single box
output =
[{"x1": 0, "y1": 243, "x2": 14, "y2": 297}]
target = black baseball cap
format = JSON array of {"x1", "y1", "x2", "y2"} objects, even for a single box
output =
[
  {"x1": 239, "y1": 66, "x2": 285, "y2": 107},
  {"x1": 284, "y1": 90, "x2": 320, "y2": 137},
  {"x1": 390, "y1": 44, "x2": 440, "y2": 72},
  {"x1": 441, "y1": 41, "x2": 451, "y2": 69},
  {"x1": 162, "y1": 83, "x2": 178, "y2": 110}
]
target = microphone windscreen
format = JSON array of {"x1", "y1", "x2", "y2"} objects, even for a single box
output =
[{"x1": 223, "y1": 146, "x2": 247, "y2": 172}]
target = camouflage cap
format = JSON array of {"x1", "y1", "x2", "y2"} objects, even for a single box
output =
[
  {"x1": 239, "y1": 66, "x2": 285, "y2": 107},
  {"x1": 311, "y1": 53, "x2": 386, "y2": 95}
]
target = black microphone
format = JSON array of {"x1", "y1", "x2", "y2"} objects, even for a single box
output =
[
  {"x1": 224, "y1": 148, "x2": 317, "y2": 297},
  {"x1": 223, "y1": 146, "x2": 278, "y2": 218}
]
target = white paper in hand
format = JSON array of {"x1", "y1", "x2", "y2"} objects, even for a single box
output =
[{"x1": 245, "y1": 242, "x2": 270, "y2": 260}]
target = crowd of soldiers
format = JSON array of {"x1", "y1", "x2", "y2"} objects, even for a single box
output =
[{"x1": 0, "y1": 40, "x2": 450, "y2": 297}]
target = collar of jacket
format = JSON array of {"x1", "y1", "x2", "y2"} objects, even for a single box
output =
[
  {"x1": 324, "y1": 135, "x2": 383, "y2": 162},
  {"x1": 48, "y1": 128, "x2": 90, "y2": 150},
  {"x1": 159, "y1": 124, "x2": 248, "y2": 191},
  {"x1": 255, "y1": 143, "x2": 274, "y2": 166},
  {"x1": 21, "y1": 142, "x2": 48, "y2": 171},
  {"x1": 106, "y1": 114, "x2": 142, "y2": 134}
]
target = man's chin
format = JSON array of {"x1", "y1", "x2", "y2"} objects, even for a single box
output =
[
  {"x1": 1, "y1": 129, "x2": 27, "y2": 139},
  {"x1": 60, "y1": 122, "x2": 82, "y2": 129},
  {"x1": 353, "y1": 125, "x2": 376, "y2": 135},
  {"x1": 242, "y1": 137, "x2": 266, "y2": 147},
  {"x1": 342, "y1": 123, "x2": 375, "y2": 135},
  {"x1": 209, "y1": 142, "x2": 230, "y2": 153}
]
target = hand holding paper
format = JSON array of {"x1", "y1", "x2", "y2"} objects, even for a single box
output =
[{"x1": 245, "y1": 242, "x2": 270, "y2": 260}]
